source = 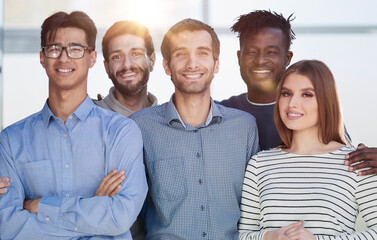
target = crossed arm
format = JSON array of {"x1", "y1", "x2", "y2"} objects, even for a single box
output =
[
  {"x1": 0, "y1": 122, "x2": 148, "y2": 239},
  {"x1": 23, "y1": 169, "x2": 126, "y2": 213}
]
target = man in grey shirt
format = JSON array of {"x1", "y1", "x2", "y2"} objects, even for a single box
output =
[{"x1": 94, "y1": 20, "x2": 158, "y2": 117}]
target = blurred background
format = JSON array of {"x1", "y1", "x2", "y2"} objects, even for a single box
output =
[
  {"x1": 2, "y1": 0, "x2": 377, "y2": 150},
  {"x1": 1, "y1": 0, "x2": 376, "y2": 231},
  {"x1": 1, "y1": 0, "x2": 377, "y2": 146}
]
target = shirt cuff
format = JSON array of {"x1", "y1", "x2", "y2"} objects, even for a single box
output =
[{"x1": 37, "y1": 196, "x2": 63, "y2": 224}]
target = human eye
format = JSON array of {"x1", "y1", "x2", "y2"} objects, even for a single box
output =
[
  {"x1": 198, "y1": 50, "x2": 210, "y2": 56},
  {"x1": 69, "y1": 45, "x2": 84, "y2": 53},
  {"x1": 303, "y1": 92, "x2": 314, "y2": 98},
  {"x1": 130, "y1": 50, "x2": 145, "y2": 58},
  {"x1": 174, "y1": 51, "x2": 186, "y2": 58},
  {"x1": 247, "y1": 50, "x2": 257, "y2": 56},
  {"x1": 281, "y1": 90, "x2": 291, "y2": 97},
  {"x1": 47, "y1": 45, "x2": 61, "y2": 53},
  {"x1": 110, "y1": 54, "x2": 123, "y2": 62}
]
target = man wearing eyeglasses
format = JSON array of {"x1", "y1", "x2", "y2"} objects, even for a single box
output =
[{"x1": 0, "y1": 11, "x2": 147, "y2": 239}]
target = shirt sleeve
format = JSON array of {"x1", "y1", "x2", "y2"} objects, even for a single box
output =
[
  {"x1": 37, "y1": 120, "x2": 148, "y2": 236},
  {"x1": 0, "y1": 130, "x2": 79, "y2": 239},
  {"x1": 238, "y1": 155, "x2": 268, "y2": 240},
  {"x1": 316, "y1": 174, "x2": 377, "y2": 240},
  {"x1": 246, "y1": 118, "x2": 260, "y2": 162}
]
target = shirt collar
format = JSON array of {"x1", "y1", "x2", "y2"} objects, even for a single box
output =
[
  {"x1": 165, "y1": 94, "x2": 223, "y2": 129},
  {"x1": 42, "y1": 95, "x2": 95, "y2": 128}
]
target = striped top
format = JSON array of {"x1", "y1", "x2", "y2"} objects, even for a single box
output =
[{"x1": 238, "y1": 146, "x2": 377, "y2": 240}]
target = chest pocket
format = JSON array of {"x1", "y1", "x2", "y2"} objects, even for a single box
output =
[{"x1": 19, "y1": 160, "x2": 55, "y2": 198}]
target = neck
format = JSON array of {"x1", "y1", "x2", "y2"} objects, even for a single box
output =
[
  {"x1": 113, "y1": 87, "x2": 151, "y2": 112},
  {"x1": 288, "y1": 128, "x2": 343, "y2": 155},
  {"x1": 174, "y1": 91, "x2": 211, "y2": 127},
  {"x1": 247, "y1": 89, "x2": 277, "y2": 104},
  {"x1": 48, "y1": 88, "x2": 87, "y2": 122}
]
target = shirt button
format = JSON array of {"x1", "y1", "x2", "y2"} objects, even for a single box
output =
[
  {"x1": 196, "y1": 153, "x2": 201, "y2": 158},
  {"x1": 202, "y1": 232, "x2": 206, "y2": 237},
  {"x1": 64, "y1": 133, "x2": 68, "y2": 137},
  {"x1": 69, "y1": 116, "x2": 73, "y2": 120},
  {"x1": 199, "y1": 179, "x2": 203, "y2": 184},
  {"x1": 65, "y1": 194, "x2": 70, "y2": 197},
  {"x1": 65, "y1": 164, "x2": 70, "y2": 168},
  {"x1": 45, "y1": 216, "x2": 50, "y2": 221},
  {"x1": 200, "y1": 205, "x2": 205, "y2": 211},
  {"x1": 74, "y1": 227, "x2": 78, "y2": 231},
  {"x1": 194, "y1": 130, "x2": 198, "y2": 133}
]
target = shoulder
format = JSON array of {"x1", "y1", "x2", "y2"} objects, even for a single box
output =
[
  {"x1": 91, "y1": 105, "x2": 140, "y2": 134},
  {"x1": 217, "y1": 93, "x2": 247, "y2": 108},
  {"x1": 1, "y1": 110, "x2": 43, "y2": 137},
  {"x1": 130, "y1": 104, "x2": 166, "y2": 122},
  {"x1": 216, "y1": 103, "x2": 256, "y2": 125}
]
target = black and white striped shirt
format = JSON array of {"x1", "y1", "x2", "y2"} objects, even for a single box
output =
[{"x1": 239, "y1": 146, "x2": 377, "y2": 239}]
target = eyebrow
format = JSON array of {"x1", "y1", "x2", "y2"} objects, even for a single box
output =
[
  {"x1": 282, "y1": 86, "x2": 315, "y2": 91},
  {"x1": 108, "y1": 47, "x2": 146, "y2": 55},
  {"x1": 172, "y1": 46, "x2": 212, "y2": 53}
]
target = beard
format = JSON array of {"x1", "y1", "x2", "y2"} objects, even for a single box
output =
[
  {"x1": 240, "y1": 67, "x2": 283, "y2": 94},
  {"x1": 108, "y1": 66, "x2": 150, "y2": 96}
]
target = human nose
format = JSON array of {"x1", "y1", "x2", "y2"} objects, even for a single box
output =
[
  {"x1": 187, "y1": 54, "x2": 199, "y2": 70},
  {"x1": 288, "y1": 94, "x2": 298, "y2": 108},
  {"x1": 58, "y1": 47, "x2": 71, "y2": 62},
  {"x1": 254, "y1": 52, "x2": 268, "y2": 66},
  {"x1": 120, "y1": 54, "x2": 135, "y2": 69}
]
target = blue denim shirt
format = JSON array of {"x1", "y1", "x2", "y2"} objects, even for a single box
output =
[
  {"x1": 0, "y1": 96, "x2": 148, "y2": 239},
  {"x1": 130, "y1": 96, "x2": 259, "y2": 240}
]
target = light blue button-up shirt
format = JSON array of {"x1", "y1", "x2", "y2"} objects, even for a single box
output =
[
  {"x1": 0, "y1": 96, "x2": 148, "y2": 240},
  {"x1": 130, "y1": 96, "x2": 259, "y2": 240}
]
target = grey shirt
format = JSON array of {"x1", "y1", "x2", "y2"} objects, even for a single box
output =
[{"x1": 94, "y1": 86, "x2": 158, "y2": 117}]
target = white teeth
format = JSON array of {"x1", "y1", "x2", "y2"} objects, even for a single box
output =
[
  {"x1": 185, "y1": 74, "x2": 201, "y2": 79},
  {"x1": 58, "y1": 69, "x2": 73, "y2": 73},
  {"x1": 288, "y1": 113, "x2": 302, "y2": 117},
  {"x1": 121, "y1": 72, "x2": 136, "y2": 77},
  {"x1": 253, "y1": 70, "x2": 271, "y2": 74}
]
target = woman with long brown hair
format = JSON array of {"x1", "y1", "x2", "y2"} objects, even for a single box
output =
[{"x1": 238, "y1": 60, "x2": 377, "y2": 239}]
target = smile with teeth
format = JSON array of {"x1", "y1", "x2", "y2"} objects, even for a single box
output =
[
  {"x1": 253, "y1": 70, "x2": 271, "y2": 74},
  {"x1": 183, "y1": 72, "x2": 203, "y2": 79},
  {"x1": 288, "y1": 113, "x2": 303, "y2": 117},
  {"x1": 57, "y1": 68, "x2": 73, "y2": 73},
  {"x1": 120, "y1": 72, "x2": 137, "y2": 78}
]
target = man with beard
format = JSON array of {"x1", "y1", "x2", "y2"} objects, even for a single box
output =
[
  {"x1": 130, "y1": 18, "x2": 259, "y2": 239},
  {"x1": 94, "y1": 20, "x2": 157, "y2": 117},
  {"x1": 94, "y1": 20, "x2": 158, "y2": 240}
]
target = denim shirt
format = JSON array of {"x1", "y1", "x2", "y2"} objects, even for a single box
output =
[{"x1": 0, "y1": 96, "x2": 148, "y2": 239}]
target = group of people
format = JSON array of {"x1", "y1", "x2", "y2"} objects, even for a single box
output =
[{"x1": 0, "y1": 9, "x2": 377, "y2": 240}]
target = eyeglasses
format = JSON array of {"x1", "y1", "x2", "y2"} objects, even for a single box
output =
[{"x1": 42, "y1": 44, "x2": 92, "y2": 59}]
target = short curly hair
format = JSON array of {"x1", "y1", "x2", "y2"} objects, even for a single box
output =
[{"x1": 231, "y1": 10, "x2": 295, "y2": 51}]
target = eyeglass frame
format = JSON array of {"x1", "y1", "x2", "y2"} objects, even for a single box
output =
[{"x1": 42, "y1": 44, "x2": 92, "y2": 59}]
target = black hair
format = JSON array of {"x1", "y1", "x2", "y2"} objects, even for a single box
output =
[
  {"x1": 231, "y1": 10, "x2": 295, "y2": 51},
  {"x1": 41, "y1": 11, "x2": 97, "y2": 50}
]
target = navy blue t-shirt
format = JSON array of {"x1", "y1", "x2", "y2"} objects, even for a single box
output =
[{"x1": 219, "y1": 93, "x2": 281, "y2": 151}]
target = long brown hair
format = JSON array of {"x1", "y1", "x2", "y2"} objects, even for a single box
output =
[{"x1": 274, "y1": 60, "x2": 346, "y2": 148}]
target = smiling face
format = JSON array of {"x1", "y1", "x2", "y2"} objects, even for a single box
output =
[
  {"x1": 40, "y1": 27, "x2": 96, "y2": 93},
  {"x1": 104, "y1": 34, "x2": 155, "y2": 96},
  {"x1": 163, "y1": 30, "x2": 219, "y2": 97},
  {"x1": 278, "y1": 73, "x2": 319, "y2": 134},
  {"x1": 238, "y1": 27, "x2": 292, "y2": 102}
]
